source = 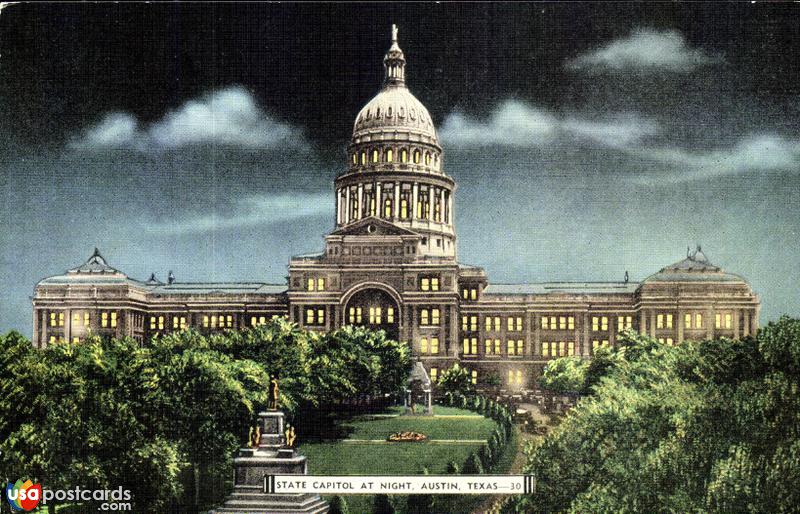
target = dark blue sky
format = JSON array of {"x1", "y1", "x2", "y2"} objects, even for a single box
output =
[{"x1": 1, "y1": 3, "x2": 799, "y2": 335}]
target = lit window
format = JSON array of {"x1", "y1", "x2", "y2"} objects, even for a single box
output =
[
  {"x1": 485, "y1": 317, "x2": 491, "y2": 331},
  {"x1": 425, "y1": 152, "x2": 431, "y2": 166},
  {"x1": 542, "y1": 341, "x2": 550, "y2": 357},
  {"x1": 260, "y1": 316, "x2": 267, "y2": 325},
  {"x1": 517, "y1": 340, "x2": 524, "y2": 355},
  {"x1": 102, "y1": 312, "x2": 108, "y2": 327},
  {"x1": 507, "y1": 340, "x2": 515, "y2": 356},
  {"x1": 372, "y1": 149, "x2": 379, "y2": 163},
  {"x1": 72, "y1": 337, "x2": 79, "y2": 343},
  {"x1": 657, "y1": 314, "x2": 664, "y2": 329},
  {"x1": 471, "y1": 289, "x2": 477, "y2": 301},
  {"x1": 400, "y1": 199, "x2": 408, "y2": 218},
  {"x1": 516, "y1": 369, "x2": 523, "y2": 385},
  {"x1": 715, "y1": 313, "x2": 721, "y2": 329},
  {"x1": 462, "y1": 315, "x2": 468, "y2": 331},
  {"x1": 684, "y1": 313, "x2": 692, "y2": 329},
  {"x1": 369, "y1": 307, "x2": 382, "y2": 324},
  {"x1": 421, "y1": 278, "x2": 430, "y2": 291},
  {"x1": 110, "y1": 312, "x2": 117, "y2": 328},
  {"x1": 666, "y1": 314, "x2": 673, "y2": 329},
  {"x1": 567, "y1": 341, "x2": 575, "y2": 356},
  {"x1": 541, "y1": 317, "x2": 549, "y2": 330},
  {"x1": 494, "y1": 339, "x2": 501, "y2": 354},
  {"x1": 317, "y1": 278, "x2": 325, "y2": 291},
  {"x1": 508, "y1": 369, "x2": 514, "y2": 384},
  {"x1": 401, "y1": 149, "x2": 408, "y2": 163},
  {"x1": 352, "y1": 153, "x2": 357, "y2": 165},
  {"x1": 569, "y1": 317, "x2": 575, "y2": 330},
  {"x1": 695, "y1": 313, "x2": 703, "y2": 329},
  {"x1": 431, "y1": 278, "x2": 439, "y2": 291},
  {"x1": 414, "y1": 150, "x2": 421, "y2": 164},
  {"x1": 592, "y1": 317, "x2": 599, "y2": 331},
  {"x1": 432, "y1": 309, "x2": 440, "y2": 325},
  {"x1": 306, "y1": 309, "x2": 314, "y2": 325},
  {"x1": 618, "y1": 316, "x2": 632, "y2": 331},
  {"x1": 462, "y1": 337, "x2": 478, "y2": 355},
  {"x1": 485, "y1": 339, "x2": 492, "y2": 354},
  {"x1": 387, "y1": 308, "x2": 395, "y2": 323},
  {"x1": 348, "y1": 307, "x2": 362, "y2": 324},
  {"x1": 84, "y1": 312, "x2": 90, "y2": 326},
  {"x1": 203, "y1": 316, "x2": 209, "y2": 328},
  {"x1": 559, "y1": 317, "x2": 566, "y2": 330},
  {"x1": 471, "y1": 370, "x2": 477, "y2": 385},
  {"x1": 386, "y1": 149, "x2": 393, "y2": 162},
  {"x1": 725, "y1": 313, "x2": 732, "y2": 329},
  {"x1": 421, "y1": 338, "x2": 429, "y2": 353},
  {"x1": 73, "y1": 312, "x2": 80, "y2": 324},
  {"x1": 430, "y1": 368, "x2": 438, "y2": 382},
  {"x1": 307, "y1": 278, "x2": 314, "y2": 291},
  {"x1": 361, "y1": 151, "x2": 366, "y2": 165},
  {"x1": 430, "y1": 338, "x2": 439, "y2": 354},
  {"x1": 559, "y1": 341, "x2": 566, "y2": 356},
  {"x1": 50, "y1": 312, "x2": 56, "y2": 327},
  {"x1": 384, "y1": 198, "x2": 392, "y2": 217},
  {"x1": 421, "y1": 309, "x2": 429, "y2": 326}
]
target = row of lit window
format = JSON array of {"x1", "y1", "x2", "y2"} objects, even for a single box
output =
[
  {"x1": 482, "y1": 317, "x2": 525, "y2": 332},
  {"x1": 352, "y1": 147, "x2": 435, "y2": 167},
  {"x1": 201, "y1": 315, "x2": 235, "y2": 329},
  {"x1": 345, "y1": 194, "x2": 447, "y2": 222},
  {"x1": 484, "y1": 339, "x2": 525, "y2": 356},
  {"x1": 658, "y1": 338, "x2": 675, "y2": 345},
  {"x1": 542, "y1": 341, "x2": 575, "y2": 358},
  {"x1": 49, "y1": 311, "x2": 116, "y2": 328},
  {"x1": 542, "y1": 316, "x2": 576, "y2": 330},
  {"x1": 420, "y1": 308, "x2": 440, "y2": 326},
  {"x1": 592, "y1": 340, "x2": 610, "y2": 353},
  {"x1": 251, "y1": 315, "x2": 282, "y2": 326},
  {"x1": 306, "y1": 278, "x2": 325, "y2": 292},
  {"x1": 348, "y1": 307, "x2": 396, "y2": 324}
]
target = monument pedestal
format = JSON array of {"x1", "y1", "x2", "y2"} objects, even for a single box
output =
[{"x1": 210, "y1": 411, "x2": 328, "y2": 514}]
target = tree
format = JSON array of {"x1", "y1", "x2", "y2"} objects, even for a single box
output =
[
  {"x1": 328, "y1": 495, "x2": 349, "y2": 514},
  {"x1": 373, "y1": 494, "x2": 394, "y2": 514},
  {"x1": 437, "y1": 363, "x2": 474, "y2": 396},
  {"x1": 463, "y1": 452, "x2": 484, "y2": 474},
  {"x1": 508, "y1": 317, "x2": 800, "y2": 513},
  {"x1": 446, "y1": 461, "x2": 460, "y2": 474},
  {"x1": 538, "y1": 356, "x2": 588, "y2": 393}
]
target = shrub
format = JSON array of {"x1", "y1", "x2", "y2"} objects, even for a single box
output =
[
  {"x1": 463, "y1": 451, "x2": 484, "y2": 474},
  {"x1": 373, "y1": 494, "x2": 394, "y2": 514},
  {"x1": 446, "y1": 460, "x2": 460, "y2": 474},
  {"x1": 329, "y1": 495, "x2": 349, "y2": 514}
]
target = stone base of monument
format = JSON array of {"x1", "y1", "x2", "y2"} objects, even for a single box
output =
[{"x1": 209, "y1": 411, "x2": 329, "y2": 514}]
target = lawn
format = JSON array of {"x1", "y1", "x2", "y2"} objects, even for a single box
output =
[{"x1": 299, "y1": 405, "x2": 510, "y2": 513}]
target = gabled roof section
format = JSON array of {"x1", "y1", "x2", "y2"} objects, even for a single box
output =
[
  {"x1": 67, "y1": 248, "x2": 124, "y2": 275},
  {"x1": 329, "y1": 216, "x2": 420, "y2": 237}
]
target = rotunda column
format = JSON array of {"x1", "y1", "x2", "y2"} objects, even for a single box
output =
[{"x1": 394, "y1": 182, "x2": 400, "y2": 218}]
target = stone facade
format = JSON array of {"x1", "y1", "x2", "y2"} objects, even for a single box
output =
[{"x1": 31, "y1": 27, "x2": 760, "y2": 391}]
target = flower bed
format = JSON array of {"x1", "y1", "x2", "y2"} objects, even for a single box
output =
[{"x1": 387, "y1": 431, "x2": 427, "y2": 442}]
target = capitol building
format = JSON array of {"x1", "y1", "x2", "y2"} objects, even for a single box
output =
[{"x1": 31, "y1": 27, "x2": 760, "y2": 389}]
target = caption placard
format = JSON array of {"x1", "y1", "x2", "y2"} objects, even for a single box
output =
[{"x1": 264, "y1": 475, "x2": 535, "y2": 495}]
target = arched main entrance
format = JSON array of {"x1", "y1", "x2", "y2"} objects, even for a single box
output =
[{"x1": 343, "y1": 287, "x2": 400, "y2": 341}]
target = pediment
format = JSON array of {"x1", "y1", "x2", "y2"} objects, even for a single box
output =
[{"x1": 330, "y1": 217, "x2": 419, "y2": 237}]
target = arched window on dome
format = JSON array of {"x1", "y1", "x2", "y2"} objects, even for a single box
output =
[
  {"x1": 400, "y1": 198, "x2": 408, "y2": 219},
  {"x1": 361, "y1": 151, "x2": 366, "y2": 165},
  {"x1": 386, "y1": 149, "x2": 393, "y2": 162},
  {"x1": 352, "y1": 153, "x2": 357, "y2": 165},
  {"x1": 414, "y1": 149, "x2": 421, "y2": 164},
  {"x1": 425, "y1": 152, "x2": 431, "y2": 166},
  {"x1": 401, "y1": 149, "x2": 408, "y2": 163},
  {"x1": 387, "y1": 107, "x2": 393, "y2": 117},
  {"x1": 376, "y1": 107, "x2": 381, "y2": 117},
  {"x1": 384, "y1": 198, "x2": 392, "y2": 218},
  {"x1": 372, "y1": 149, "x2": 379, "y2": 163}
]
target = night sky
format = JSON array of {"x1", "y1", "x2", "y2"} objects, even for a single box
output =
[{"x1": 1, "y1": 3, "x2": 799, "y2": 335}]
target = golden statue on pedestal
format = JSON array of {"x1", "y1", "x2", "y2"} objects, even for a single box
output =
[{"x1": 284, "y1": 425, "x2": 297, "y2": 448}]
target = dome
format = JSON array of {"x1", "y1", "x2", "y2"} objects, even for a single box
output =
[
  {"x1": 352, "y1": 87, "x2": 438, "y2": 146},
  {"x1": 350, "y1": 25, "x2": 439, "y2": 147}
]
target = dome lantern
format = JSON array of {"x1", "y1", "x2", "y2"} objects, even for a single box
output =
[{"x1": 384, "y1": 24, "x2": 406, "y2": 87}]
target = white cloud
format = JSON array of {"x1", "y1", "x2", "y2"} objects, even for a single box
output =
[
  {"x1": 72, "y1": 86, "x2": 304, "y2": 151},
  {"x1": 566, "y1": 28, "x2": 721, "y2": 73},
  {"x1": 630, "y1": 135, "x2": 800, "y2": 183},
  {"x1": 146, "y1": 193, "x2": 330, "y2": 235},
  {"x1": 439, "y1": 100, "x2": 659, "y2": 149}
]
